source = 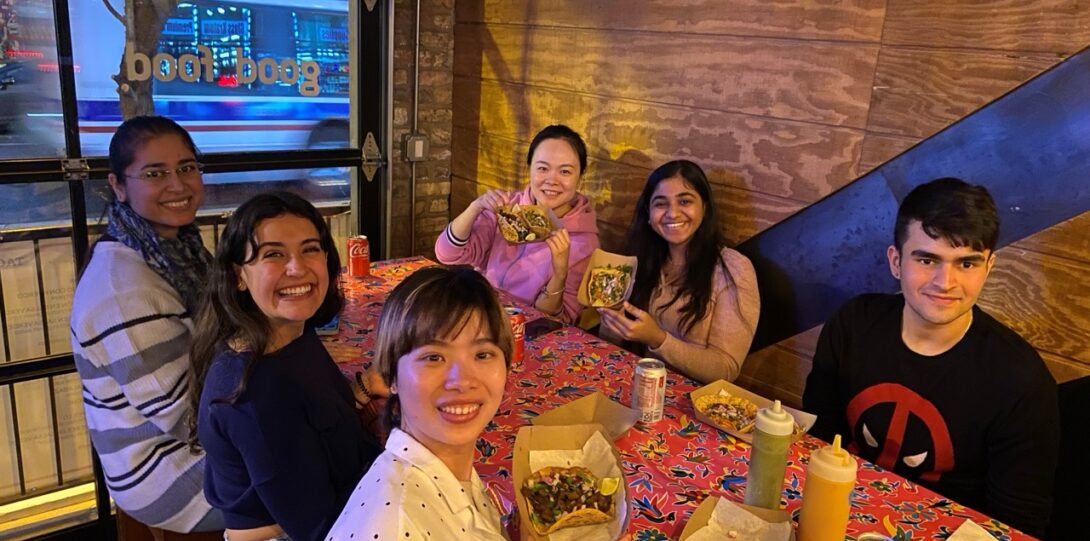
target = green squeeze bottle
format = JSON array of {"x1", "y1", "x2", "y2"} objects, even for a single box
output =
[{"x1": 744, "y1": 399, "x2": 794, "y2": 509}]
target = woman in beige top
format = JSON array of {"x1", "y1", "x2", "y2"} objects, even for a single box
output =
[{"x1": 599, "y1": 160, "x2": 760, "y2": 383}]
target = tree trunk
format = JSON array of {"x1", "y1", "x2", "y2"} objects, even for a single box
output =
[{"x1": 113, "y1": 0, "x2": 180, "y2": 119}]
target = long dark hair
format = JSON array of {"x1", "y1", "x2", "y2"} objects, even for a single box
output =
[
  {"x1": 373, "y1": 266, "x2": 513, "y2": 431},
  {"x1": 187, "y1": 191, "x2": 343, "y2": 450},
  {"x1": 625, "y1": 160, "x2": 732, "y2": 336}
]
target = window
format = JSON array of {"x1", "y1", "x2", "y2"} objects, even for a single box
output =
[
  {"x1": 70, "y1": 0, "x2": 353, "y2": 156},
  {"x1": 0, "y1": 0, "x2": 387, "y2": 537},
  {"x1": 0, "y1": 0, "x2": 64, "y2": 159}
]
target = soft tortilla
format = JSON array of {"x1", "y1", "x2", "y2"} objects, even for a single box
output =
[
  {"x1": 497, "y1": 208, "x2": 532, "y2": 243},
  {"x1": 524, "y1": 466, "x2": 614, "y2": 535},
  {"x1": 521, "y1": 205, "x2": 553, "y2": 238},
  {"x1": 588, "y1": 266, "x2": 630, "y2": 308}
]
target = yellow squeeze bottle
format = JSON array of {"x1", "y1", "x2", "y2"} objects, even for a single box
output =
[{"x1": 798, "y1": 434, "x2": 858, "y2": 541}]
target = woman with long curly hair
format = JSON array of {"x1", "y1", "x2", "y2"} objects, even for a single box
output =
[{"x1": 188, "y1": 191, "x2": 379, "y2": 541}]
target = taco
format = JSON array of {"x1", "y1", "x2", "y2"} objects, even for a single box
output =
[
  {"x1": 496, "y1": 204, "x2": 553, "y2": 243},
  {"x1": 497, "y1": 206, "x2": 536, "y2": 243},
  {"x1": 520, "y1": 205, "x2": 553, "y2": 238},
  {"x1": 587, "y1": 264, "x2": 632, "y2": 307},
  {"x1": 521, "y1": 466, "x2": 618, "y2": 535},
  {"x1": 695, "y1": 391, "x2": 758, "y2": 433}
]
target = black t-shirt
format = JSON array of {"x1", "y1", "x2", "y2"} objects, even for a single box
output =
[{"x1": 803, "y1": 294, "x2": 1059, "y2": 537}]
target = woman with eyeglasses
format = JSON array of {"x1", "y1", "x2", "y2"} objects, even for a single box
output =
[{"x1": 70, "y1": 116, "x2": 223, "y2": 533}]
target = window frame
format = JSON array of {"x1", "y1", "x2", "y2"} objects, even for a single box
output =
[{"x1": 0, "y1": 0, "x2": 389, "y2": 536}]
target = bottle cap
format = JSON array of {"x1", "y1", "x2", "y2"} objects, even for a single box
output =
[
  {"x1": 806, "y1": 434, "x2": 858, "y2": 483},
  {"x1": 755, "y1": 400, "x2": 794, "y2": 436}
]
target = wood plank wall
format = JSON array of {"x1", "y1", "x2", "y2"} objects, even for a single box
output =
[{"x1": 451, "y1": 0, "x2": 1090, "y2": 407}]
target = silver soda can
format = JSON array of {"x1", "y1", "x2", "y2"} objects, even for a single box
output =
[{"x1": 632, "y1": 358, "x2": 666, "y2": 423}]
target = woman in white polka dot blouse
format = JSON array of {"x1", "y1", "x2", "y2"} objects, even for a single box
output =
[{"x1": 326, "y1": 266, "x2": 512, "y2": 540}]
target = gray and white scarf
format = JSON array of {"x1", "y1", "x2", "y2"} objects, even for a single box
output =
[{"x1": 106, "y1": 199, "x2": 213, "y2": 314}]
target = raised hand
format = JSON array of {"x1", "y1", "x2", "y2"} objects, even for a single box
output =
[{"x1": 599, "y1": 301, "x2": 667, "y2": 348}]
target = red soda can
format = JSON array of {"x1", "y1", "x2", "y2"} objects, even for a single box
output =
[
  {"x1": 347, "y1": 235, "x2": 370, "y2": 277},
  {"x1": 505, "y1": 307, "x2": 525, "y2": 364}
]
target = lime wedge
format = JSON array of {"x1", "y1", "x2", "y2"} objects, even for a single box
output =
[{"x1": 598, "y1": 477, "x2": 620, "y2": 496}]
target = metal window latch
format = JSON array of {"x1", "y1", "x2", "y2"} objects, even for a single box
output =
[
  {"x1": 62, "y1": 159, "x2": 90, "y2": 181},
  {"x1": 361, "y1": 132, "x2": 385, "y2": 182}
]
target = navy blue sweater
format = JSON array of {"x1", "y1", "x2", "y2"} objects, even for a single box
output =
[{"x1": 198, "y1": 329, "x2": 379, "y2": 541}]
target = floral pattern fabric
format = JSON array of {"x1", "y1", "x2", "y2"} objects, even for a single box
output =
[{"x1": 323, "y1": 258, "x2": 1031, "y2": 541}]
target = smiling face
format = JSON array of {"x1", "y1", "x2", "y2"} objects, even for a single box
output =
[
  {"x1": 236, "y1": 213, "x2": 330, "y2": 347},
  {"x1": 108, "y1": 133, "x2": 204, "y2": 239},
  {"x1": 648, "y1": 175, "x2": 706, "y2": 251},
  {"x1": 394, "y1": 312, "x2": 508, "y2": 466},
  {"x1": 529, "y1": 138, "x2": 581, "y2": 213},
  {"x1": 888, "y1": 220, "x2": 995, "y2": 333}
]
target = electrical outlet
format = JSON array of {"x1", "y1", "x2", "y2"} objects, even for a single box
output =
[{"x1": 401, "y1": 133, "x2": 429, "y2": 162}]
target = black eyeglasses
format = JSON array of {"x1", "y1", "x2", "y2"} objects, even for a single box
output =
[{"x1": 125, "y1": 163, "x2": 204, "y2": 182}]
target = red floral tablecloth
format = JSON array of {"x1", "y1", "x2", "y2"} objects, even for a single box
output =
[{"x1": 324, "y1": 257, "x2": 1031, "y2": 541}]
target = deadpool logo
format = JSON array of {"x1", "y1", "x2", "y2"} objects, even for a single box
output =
[{"x1": 846, "y1": 383, "x2": 954, "y2": 482}]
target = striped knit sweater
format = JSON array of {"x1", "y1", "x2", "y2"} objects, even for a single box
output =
[{"x1": 70, "y1": 241, "x2": 211, "y2": 532}]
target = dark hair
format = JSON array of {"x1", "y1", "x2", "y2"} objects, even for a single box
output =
[
  {"x1": 373, "y1": 266, "x2": 513, "y2": 431},
  {"x1": 83, "y1": 116, "x2": 201, "y2": 273},
  {"x1": 526, "y1": 124, "x2": 588, "y2": 175},
  {"x1": 625, "y1": 160, "x2": 733, "y2": 336},
  {"x1": 109, "y1": 115, "x2": 200, "y2": 182},
  {"x1": 187, "y1": 191, "x2": 343, "y2": 450},
  {"x1": 894, "y1": 177, "x2": 1000, "y2": 253}
]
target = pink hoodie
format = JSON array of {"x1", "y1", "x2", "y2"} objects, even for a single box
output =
[{"x1": 435, "y1": 186, "x2": 600, "y2": 323}]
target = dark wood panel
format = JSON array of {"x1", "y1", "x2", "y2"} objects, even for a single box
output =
[
  {"x1": 738, "y1": 345, "x2": 808, "y2": 409},
  {"x1": 883, "y1": 0, "x2": 1090, "y2": 53},
  {"x1": 859, "y1": 132, "x2": 919, "y2": 173},
  {"x1": 595, "y1": 220, "x2": 628, "y2": 253},
  {"x1": 1041, "y1": 351, "x2": 1090, "y2": 384},
  {"x1": 737, "y1": 325, "x2": 822, "y2": 408},
  {"x1": 453, "y1": 23, "x2": 880, "y2": 127},
  {"x1": 456, "y1": 0, "x2": 887, "y2": 42},
  {"x1": 868, "y1": 47, "x2": 1059, "y2": 138},
  {"x1": 453, "y1": 78, "x2": 866, "y2": 203},
  {"x1": 452, "y1": 127, "x2": 806, "y2": 248},
  {"x1": 1010, "y1": 211, "x2": 1090, "y2": 263},
  {"x1": 450, "y1": 176, "x2": 482, "y2": 218},
  {"x1": 978, "y1": 247, "x2": 1090, "y2": 364}
]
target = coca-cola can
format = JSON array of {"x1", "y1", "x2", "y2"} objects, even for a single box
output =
[
  {"x1": 505, "y1": 307, "x2": 525, "y2": 364},
  {"x1": 632, "y1": 358, "x2": 666, "y2": 423},
  {"x1": 347, "y1": 235, "x2": 370, "y2": 277}
]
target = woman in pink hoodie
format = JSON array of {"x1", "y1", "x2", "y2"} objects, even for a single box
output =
[{"x1": 435, "y1": 125, "x2": 600, "y2": 323}]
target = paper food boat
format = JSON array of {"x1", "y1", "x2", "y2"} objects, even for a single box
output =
[
  {"x1": 689, "y1": 379, "x2": 816, "y2": 444},
  {"x1": 679, "y1": 496, "x2": 795, "y2": 541},
  {"x1": 577, "y1": 249, "x2": 638, "y2": 309}
]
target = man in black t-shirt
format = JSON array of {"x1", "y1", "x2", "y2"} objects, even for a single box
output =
[{"x1": 803, "y1": 178, "x2": 1059, "y2": 537}]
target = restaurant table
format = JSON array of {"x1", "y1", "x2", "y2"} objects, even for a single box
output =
[{"x1": 323, "y1": 257, "x2": 1032, "y2": 541}]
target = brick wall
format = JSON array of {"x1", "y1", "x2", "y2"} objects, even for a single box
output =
[{"x1": 388, "y1": 0, "x2": 454, "y2": 258}]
